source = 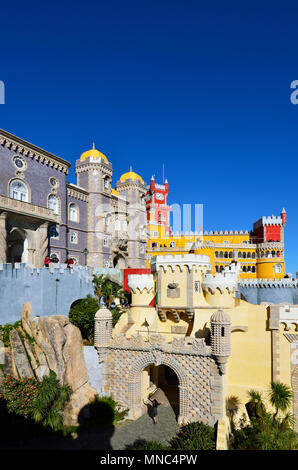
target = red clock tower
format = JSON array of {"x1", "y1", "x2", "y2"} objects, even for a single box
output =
[{"x1": 146, "y1": 175, "x2": 171, "y2": 236}]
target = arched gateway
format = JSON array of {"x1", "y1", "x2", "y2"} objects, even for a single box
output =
[{"x1": 96, "y1": 333, "x2": 224, "y2": 426}]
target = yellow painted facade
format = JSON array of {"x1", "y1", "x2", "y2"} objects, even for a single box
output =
[
  {"x1": 114, "y1": 255, "x2": 298, "y2": 428},
  {"x1": 146, "y1": 231, "x2": 285, "y2": 280}
]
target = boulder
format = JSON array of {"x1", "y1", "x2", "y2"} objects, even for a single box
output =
[
  {"x1": 9, "y1": 329, "x2": 34, "y2": 378},
  {"x1": 63, "y1": 323, "x2": 89, "y2": 392},
  {"x1": 63, "y1": 383, "x2": 96, "y2": 427}
]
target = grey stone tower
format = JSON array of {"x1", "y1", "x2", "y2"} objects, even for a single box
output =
[
  {"x1": 116, "y1": 170, "x2": 147, "y2": 268},
  {"x1": 210, "y1": 309, "x2": 231, "y2": 375}
]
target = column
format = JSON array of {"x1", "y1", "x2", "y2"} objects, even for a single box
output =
[
  {"x1": 0, "y1": 211, "x2": 7, "y2": 263},
  {"x1": 37, "y1": 222, "x2": 49, "y2": 267}
]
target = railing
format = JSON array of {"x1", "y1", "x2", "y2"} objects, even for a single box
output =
[{"x1": 0, "y1": 195, "x2": 60, "y2": 223}]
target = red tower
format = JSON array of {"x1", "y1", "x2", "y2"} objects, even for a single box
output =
[{"x1": 146, "y1": 176, "x2": 171, "y2": 236}]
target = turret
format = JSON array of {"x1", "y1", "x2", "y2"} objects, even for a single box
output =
[
  {"x1": 210, "y1": 309, "x2": 231, "y2": 375},
  {"x1": 281, "y1": 208, "x2": 287, "y2": 226},
  {"x1": 94, "y1": 305, "x2": 113, "y2": 348}
]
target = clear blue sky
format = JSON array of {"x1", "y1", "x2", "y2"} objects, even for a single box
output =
[{"x1": 1, "y1": 1, "x2": 298, "y2": 273}]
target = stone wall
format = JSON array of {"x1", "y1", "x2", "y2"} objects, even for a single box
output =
[
  {"x1": 0, "y1": 263, "x2": 93, "y2": 324},
  {"x1": 237, "y1": 281, "x2": 298, "y2": 305}
]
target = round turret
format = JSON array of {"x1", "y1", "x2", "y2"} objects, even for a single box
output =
[
  {"x1": 94, "y1": 305, "x2": 113, "y2": 348},
  {"x1": 210, "y1": 309, "x2": 231, "y2": 375}
]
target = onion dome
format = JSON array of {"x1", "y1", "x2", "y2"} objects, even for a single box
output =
[
  {"x1": 120, "y1": 168, "x2": 144, "y2": 184},
  {"x1": 80, "y1": 142, "x2": 108, "y2": 163}
]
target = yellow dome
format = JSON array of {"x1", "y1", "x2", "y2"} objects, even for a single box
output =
[
  {"x1": 80, "y1": 144, "x2": 108, "y2": 163},
  {"x1": 120, "y1": 170, "x2": 144, "y2": 184},
  {"x1": 111, "y1": 188, "x2": 120, "y2": 196}
]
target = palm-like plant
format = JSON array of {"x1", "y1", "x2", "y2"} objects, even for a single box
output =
[
  {"x1": 92, "y1": 274, "x2": 106, "y2": 305},
  {"x1": 226, "y1": 395, "x2": 241, "y2": 430},
  {"x1": 246, "y1": 389, "x2": 265, "y2": 419},
  {"x1": 268, "y1": 381, "x2": 293, "y2": 422}
]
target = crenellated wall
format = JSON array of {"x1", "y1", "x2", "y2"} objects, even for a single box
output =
[
  {"x1": 237, "y1": 279, "x2": 298, "y2": 305},
  {"x1": 0, "y1": 263, "x2": 94, "y2": 324}
]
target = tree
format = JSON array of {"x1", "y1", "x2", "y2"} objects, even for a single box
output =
[
  {"x1": 69, "y1": 295, "x2": 98, "y2": 341},
  {"x1": 268, "y1": 381, "x2": 293, "y2": 423},
  {"x1": 227, "y1": 395, "x2": 241, "y2": 430}
]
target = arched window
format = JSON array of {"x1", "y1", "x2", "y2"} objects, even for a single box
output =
[
  {"x1": 115, "y1": 219, "x2": 121, "y2": 231},
  {"x1": 229, "y1": 252, "x2": 233, "y2": 258},
  {"x1": 238, "y1": 252, "x2": 242, "y2": 258},
  {"x1": 215, "y1": 266, "x2": 219, "y2": 272},
  {"x1": 48, "y1": 195, "x2": 59, "y2": 215},
  {"x1": 242, "y1": 252, "x2": 246, "y2": 259},
  {"x1": 252, "y1": 252, "x2": 256, "y2": 259},
  {"x1": 242, "y1": 266, "x2": 247, "y2": 272},
  {"x1": 252, "y1": 266, "x2": 256, "y2": 273},
  {"x1": 104, "y1": 177, "x2": 109, "y2": 189},
  {"x1": 271, "y1": 251, "x2": 275, "y2": 257},
  {"x1": 215, "y1": 251, "x2": 218, "y2": 258},
  {"x1": 169, "y1": 241, "x2": 175, "y2": 248},
  {"x1": 247, "y1": 252, "x2": 251, "y2": 258},
  {"x1": 219, "y1": 251, "x2": 223, "y2": 258},
  {"x1": 247, "y1": 266, "x2": 251, "y2": 272},
  {"x1": 122, "y1": 220, "x2": 128, "y2": 231},
  {"x1": 69, "y1": 203, "x2": 79, "y2": 222},
  {"x1": 10, "y1": 180, "x2": 29, "y2": 202},
  {"x1": 224, "y1": 251, "x2": 228, "y2": 258},
  {"x1": 274, "y1": 263, "x2": 282, "y2": 274}
]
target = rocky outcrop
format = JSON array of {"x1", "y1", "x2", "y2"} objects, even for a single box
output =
[{"x1": 1, "y1": 302, "x2": 97, "y2": 426}]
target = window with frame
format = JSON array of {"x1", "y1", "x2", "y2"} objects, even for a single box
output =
[
  {"x1": 48, "y1": 195, "x2": 59, "y2": 215},
  {"x1": 70, "y1": 231, "x2": 78, "y2": 244},
  {"x1": 69, "y1": 203, "x2": 79, "y2": 222},
  {"x1": 103, "y1": 236, "x2": 108, "y2": 246},
  {"x1": 10, "y1": 180, "x2": 29, "y2": 202},
  {"x1": 49, "y1": 224, "x2": 59, "y2": 239},
  {"x1": 194, "y1": 281, "x2": 200, "y2": 292}
]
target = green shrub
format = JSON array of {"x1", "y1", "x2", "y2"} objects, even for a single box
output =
[
  {"x1": 0, "y1": 375, "x2": 41, "y2": 417},
  {"x1": 0, "y1": 371, "x2": 72, "y2": 433},
  {"x1": 0, "y1": 321, "x2": 22, "y2": 347},
  {"x1": 81, "y1": 395, "x2": 128, "y2": 428},
  {"x1": 170, "y1": 421, "x2": 216, "y2": 450}
]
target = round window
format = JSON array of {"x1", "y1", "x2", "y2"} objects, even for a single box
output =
[
  {"x1": 13, "y1": 157, "x2": 25, "y2": 169},
  {"x1": 50, "y1": 177, "x2": 57, "y2": 187}
]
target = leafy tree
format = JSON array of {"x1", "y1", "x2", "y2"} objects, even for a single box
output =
[
  {"x1": 126, "y1": 439, "x2": 169, "y2": 450},
  {"x1": 268, "y1": 381, "x2": 293, "y2": 422},
  {"x1": 69, "y1": 294, "x2": 98, "y2": 341}
]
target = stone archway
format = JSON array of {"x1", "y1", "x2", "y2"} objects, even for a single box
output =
[
  {"x1": 7, "y1": 228, "x2": 27, "y2": 263},
  {"x1": 127, "y1": 351, "x2": 189, "y2": 424}
]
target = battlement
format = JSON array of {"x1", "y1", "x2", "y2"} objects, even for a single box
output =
[
  {"x1": 239, "y1": 278, "x2": 298, "y2": 288},
  {"x1": 254, "y1": 215, "x2": 283, "y2": 229},
  {"x1": 0, "y1": 263, "x2": 93, "y2": 324},
  {"x1": 202, "y1": 263, "x2": 240, "y2": 294},
  {"x1": 203, "y1": 230, "x2": 250, "y2": 235},
  {"x1": 151, "y1": 254, "x2": 211, "y2": 272},
  {"x1": 127, "y1": 274, "x2": 154, "y2": 293}
]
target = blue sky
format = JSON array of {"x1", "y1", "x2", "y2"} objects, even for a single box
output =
[{"x1": 1, "y1": 1, "x2": 298, "y2": 273}]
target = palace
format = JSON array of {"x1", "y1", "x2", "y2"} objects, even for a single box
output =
[
  {"x1": 145, "y1": 176, "x2": 287, "y2": 280},
  {"x1": 0, "y1": 129, "x2": 147, "y2": 269},
  {"x1": 0, "y1": 128, "x2": 288, "y2": 282}
]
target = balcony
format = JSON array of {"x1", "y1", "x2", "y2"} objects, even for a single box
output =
[{"x1": 0, "y1": 195, "x2": 60, "y2": 223}]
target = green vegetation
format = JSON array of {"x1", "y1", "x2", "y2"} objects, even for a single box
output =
[
  {"x1": 129, "y1": 421, "x2": 216, "y2": 451},
  {"x1": 0, "y1": 370, "x2": 72, "y2": 433},
  {"x1": 231, "y1": 381, "x2": 298, "y2": 450},
  {"x1": 0, "y1": 321, "x2": 21, "y2": 347},
  {"x1": 170, "y1": 421, "x2": 216, "y2": 450},
  {"x1": 69, "y1": 274, "x2": 127, "y2": 341},
  {"x1": 79, "y1": 395, "x2": 128, "y2": 429}
]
